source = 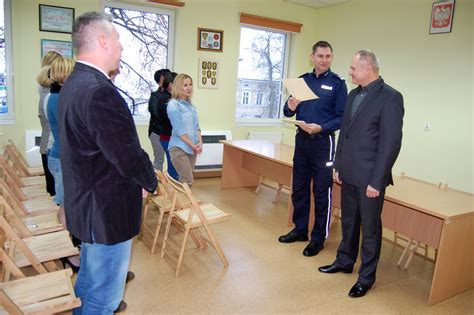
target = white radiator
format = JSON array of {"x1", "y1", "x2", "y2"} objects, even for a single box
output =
[
  {"x1": 248, "y1": 131, "x2": 283, "y2": 144},
  {"x1": 195, "y1": 130, "x2": 232, "y2": 171},
  {"x1": 25, "y1": 130, "x2": 42, "y2": 167}
]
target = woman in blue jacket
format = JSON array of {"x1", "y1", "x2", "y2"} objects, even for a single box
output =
[{"x1": 167, "y1": 74, "x2": 202, "y2": 186}]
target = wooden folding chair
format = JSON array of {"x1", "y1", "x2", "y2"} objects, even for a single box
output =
[
  {"x1": 141, "y1": 171, "x2": 202, "y2": 255},
  {"x1": 0, "y1": 249, "x2": 80, "y2": 314},
  {"x1": 0, "y1": 174, "x2": 50, "y2": 201},
  {"x1": 161, "y1": 173, "x2": 231, "y2": 276},
  {"x1": 0, "y1": 197, "x2": 63, "y2": 236},
  {"x1": 4, "y1": 140, "x2": 44, "y2": 177},
  {"x1": 0, "y1": 157, "x2": 44, "y2": 188},
  {"x1": 0, "y1": 214, "x2": 78, "y2": 274},
  {"x1": 0, "y1": 180, "x2": 58, "y2": 216}
]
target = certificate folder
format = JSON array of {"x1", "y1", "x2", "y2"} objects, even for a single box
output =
[{"x1": 283, "y1": 78, "x2": 318, "y2": 101}]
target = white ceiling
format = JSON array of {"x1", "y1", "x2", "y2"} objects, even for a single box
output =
[{"x1": 284, "y1": 0, "x2": 350, "y2": 9}]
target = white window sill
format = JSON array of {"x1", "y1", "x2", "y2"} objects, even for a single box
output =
[{"x1": 235, "y1": 119, "x2": 285, "y2": 127}]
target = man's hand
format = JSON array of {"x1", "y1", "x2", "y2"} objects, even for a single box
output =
[
  {"x1": 299, "y1": 122, "x2": 322, "y2": 135},
  {"x1": 334, "y1": 171, "x2": 342, "y2": 184},
  {"x1": 366, "y1": 185, "x2": 380, "y2": 198},
  {"x1": 287, "y1": 97, "x2": 301, "y2": 111}
]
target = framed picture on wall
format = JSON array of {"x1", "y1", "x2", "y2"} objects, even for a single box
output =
[
  {"x1": 198, "y1": 58, "x2": 219, "y2": 89},
  {"x1": 39, "y1": 4, "x2": 75, "y2": 34},
  {"x1": 429, "y1": 0, "x2": 455, "y2": 34},
  {"x1": 197, "y1": 28, "x2": 223, "y2": 52},
  {"x1": 41, "y1": 39, "x2": 73, "y2": 58}
]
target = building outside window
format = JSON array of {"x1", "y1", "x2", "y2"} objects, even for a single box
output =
[
  {"x1": 104, "y1": 1, "x2": 174, "y2": 123},
  {"x1": 235, "y1": 25, "x2": 289, "y2": 122}
]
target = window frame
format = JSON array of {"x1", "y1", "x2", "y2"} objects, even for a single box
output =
[
  {"x1": 235, "y1": 24, "x2": 290, "y2": 126},
  {"x1": 101, "y1": 0, "x2": 175, "y2": 125},
  {"x1": 0, "y1": 0, "x2": 14, "y2": 124}
]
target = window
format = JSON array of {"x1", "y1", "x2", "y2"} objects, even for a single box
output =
[
  {"x1": 242, "y1": 91, "x2": 250, "y2": 105},
  {"x1": 235, "y1": 26, "x2": 289, "y2": 122},
  {"x1": 256, "y1": 92, "x2": 263, "y2": 105},
  {"x1": 104, "y1": 1, "x2": 175, "y2": 123},
  {"x1": 0, "y1": 0, "x2": 13, "y2": 123}
]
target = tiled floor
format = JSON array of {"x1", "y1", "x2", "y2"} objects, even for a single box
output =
[{"x1": 123, "y1": 178, "x2": 473, "y2": 314}]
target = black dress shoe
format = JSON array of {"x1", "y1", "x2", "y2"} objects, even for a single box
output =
[
  {"x1": 318, "y1": 264, "x2": 352, "y2": 274},
  {"x1": 348, "y1": 282, "x2": 370, "y2": 298},
  {"x1": 126, "y1": 271, "x2": 135, "y2": 284},
  {"x1": 114, "y1": 301, "x2": 127, "y2": 313},
  {"x1": 278, "y1": 231, "x2": 308, "y2": 243},
  {"x1": 302, "y1": 241, "x2": 324, "y2": 257}
]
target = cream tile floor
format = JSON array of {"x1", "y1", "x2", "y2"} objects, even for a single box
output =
[{"x1": 124, "y1": 178, "x2": 473, "y2": 314}]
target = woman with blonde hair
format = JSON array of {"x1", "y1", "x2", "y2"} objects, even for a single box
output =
[
  {"x1": 46, "y1": 56, "x2": 80, "y2": 270},
  {"x1": 36, "y1": 51, "x2": 61, "y2": 195},
  {"x1": 167, "y1": 74, "x2": 202, "y2": 186}
]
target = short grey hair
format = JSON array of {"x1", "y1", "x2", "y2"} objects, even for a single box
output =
[
  {"x1": 72, "y1": 12, "x2": 114, "y2": 55},
  {"x1": 357, "y1": 50, "x2": 380, "y2": 72}
]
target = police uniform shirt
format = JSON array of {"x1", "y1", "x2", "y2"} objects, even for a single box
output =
[{"x1": 283, "y1": 69, "x2": 347, "y2": 135}]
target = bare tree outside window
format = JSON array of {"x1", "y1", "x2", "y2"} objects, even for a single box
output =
[
  {"x1": 105, "y1": 4, "x2": 171, "y2": 117},
  {"x1": 236, "y1": 26, "x2": 287, "y2": 120}
]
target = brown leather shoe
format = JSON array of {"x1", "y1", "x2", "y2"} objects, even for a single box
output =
[
  {"x1": 126, "y1": 271, "x2": 135, "y2": 284},
  {"x1": 114, "y1": 301, "x2": 127, "y2": 313}
]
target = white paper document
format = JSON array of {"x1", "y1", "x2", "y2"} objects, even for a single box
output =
[
  {"x1": 282, "y1": 119, "x2": 307, "y2": 127},
  {"x1": 283, "y1": 78, "x2": 318, "y2": 102}
]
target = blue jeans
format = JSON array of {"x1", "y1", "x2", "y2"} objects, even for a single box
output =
[
  {"x1": 160, "y1": 140, "x2": 179, "y2": 181},
  {"x1": 73, "y1": 239, "x2": 132, "y2": 315},
  {"x1": 47, "y1": 155, "x2": 64, "y2": 205}
]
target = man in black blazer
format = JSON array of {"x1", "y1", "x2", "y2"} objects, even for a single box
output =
[
  {"x1": 318, "y1": 50, "x2": 404, "y2": 298},
  {"x1": 58, "y1": 12, "x2": 157, "y2": 313}
]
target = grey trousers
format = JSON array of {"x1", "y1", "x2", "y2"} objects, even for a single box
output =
[
  {"x1": 169, "y1": 146, "x2": 197, "y2": 186},
  {"x1": 149, "y1": 132, "x2": 165, "y2": 170}
]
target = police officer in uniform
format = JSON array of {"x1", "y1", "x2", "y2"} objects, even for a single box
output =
[{"x1": 279, "y1": 41, "x2": 347, "y2": 257}]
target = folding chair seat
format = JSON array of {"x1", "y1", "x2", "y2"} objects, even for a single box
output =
[
  {"x1": 1, "y1": 197, "x2": 63, "y2": 236},
  {"x1": 0, "y1": 249, "x2": 80, "y2": 314},
  {"x1": 0, "y1": 181, "x2": 58, "y2": 216},
  {"x1": 0, "y1": 214, "x2": 77, "y2": 274},
  {"x1": 4, "y1": 140, "x2": 44, "y2": 177},
  {"x1": 161, "y1": 173, "x2": 231, "y2": 276}
]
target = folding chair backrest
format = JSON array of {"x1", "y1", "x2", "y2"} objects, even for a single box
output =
[
  {"x1": 0, "y1": 180, "x2": 28, "y2": 216},
  {"x1": 2, "y1": 145, "x2": 28, "y2": 178},
  {"x1": 0, "y1": 197, "x2": 33, "y2": 238},
  {"x1": 7, "y1": 141, "x2": 28, "y2": 166},
  {"x1": 0, "y1": 174, "x2": 27, "y2": 202},
  {"x1": 0, "y1": 158, "x2": 23, "y2": 188}
]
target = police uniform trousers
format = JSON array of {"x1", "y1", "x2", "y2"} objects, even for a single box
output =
[
  {"x1": 291, "y1": 132, "x2": 334, "y2": 244},
  {"x1": 335, "y1": 182, "x2": 386, "y2": 287}
]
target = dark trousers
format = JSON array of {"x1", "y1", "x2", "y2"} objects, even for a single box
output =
[
  {"x1": 41, "y1": 153, "x2": 55, "y2": 196},
  {"x1": 335, "y1": 182, "x2": 385, "y2": 287},
  {"x1": 291, "y1": 133, "x2": 334, "y2": 243}
]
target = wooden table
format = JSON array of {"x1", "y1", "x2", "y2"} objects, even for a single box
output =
[{"x1": 221, "y1": 140, "x2": 474, "y2": 305}]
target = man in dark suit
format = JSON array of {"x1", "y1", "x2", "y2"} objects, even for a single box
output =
[
  {"x1": 318, "y1": 50, "x2": 404, "y2": 298},
  {"x1": 58, "y1": 12, "x2": 157, "y2": 313}
]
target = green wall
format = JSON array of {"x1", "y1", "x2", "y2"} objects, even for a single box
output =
[{"x1": 3, "y1": 0, "x2": 473, "y2": 193}]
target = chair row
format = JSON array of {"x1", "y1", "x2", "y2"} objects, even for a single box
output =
[{"x1": 0, "y1": 142, "x2": 80, "y2": 313}]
